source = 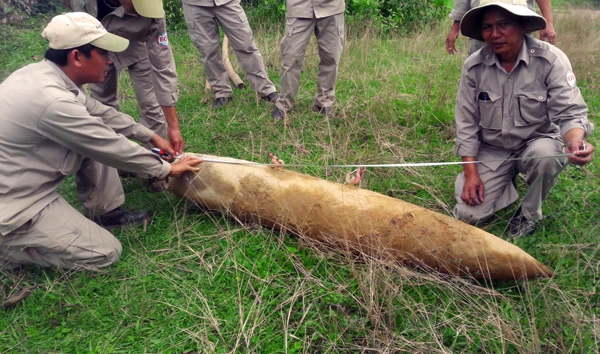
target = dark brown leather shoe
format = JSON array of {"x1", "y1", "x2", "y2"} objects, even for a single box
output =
[
  {"x1": 271, "y1": 108, "x2": 285, "y2": 120},
  {"x1": 93, "y1": 207, "x2": 150, "y2": 230},
  {"x1": 314, "y1": 105, "x2": 334, "y2": 116},
  {"x1": 213, "y1": 96, "x2": 232, "y2": 108},
  {"x1": 262, "y1": 92, "x2": 279, "y2": 104},
  {"x1": 508, "y1": 209, "x2": 538, "y2": 239}
]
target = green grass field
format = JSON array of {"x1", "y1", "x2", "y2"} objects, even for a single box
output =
[{"x1": 1, "y1": 4, "x2": 599, "y2": 353}]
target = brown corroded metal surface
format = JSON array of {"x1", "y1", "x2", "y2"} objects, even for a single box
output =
[{"x1": 168, "y1": 154, "x2": 554, "y2": 280}]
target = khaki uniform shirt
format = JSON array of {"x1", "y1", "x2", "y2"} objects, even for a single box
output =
[
  {"x1": 181, "y1": 0, "x2": 233, "y2": 7},
  {"x1": 101, "y1": 7, "x2": 179, "y2": 106},
  {"x1": 286, "y1": 0, "x2": 345, "y2": 19},
  {"x1": 455, "y1": 36, "x2": 593, "y2": 169},
  {"x1": 449, "y1": 0, "x2": 534, "y2": 21},
  {"x1": 0, "y1": 61, "x2": 171, "y2": 236}
]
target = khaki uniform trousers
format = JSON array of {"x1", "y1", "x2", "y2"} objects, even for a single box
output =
[
  {"x1": 0, "y1": 159, "x2": 124, "y2": 270},
  {"x1": 453, "y1": 138, "x2": 567, "y2": 224},
  {"x1": 89, "y1": 58, "x2": 167, "y2": 142},
  {"x1": 69, "y1": 0, "x2": 98, "y2": 18},
  {"x1": 467, "y1": 39, "x2": 486, "y2": 56},
  {"x1": 182, "y1": 0, "x2": 276, "y2": 99},
  {"x1": 275, "y1": 13, "x2": 345, "y2": 112}
]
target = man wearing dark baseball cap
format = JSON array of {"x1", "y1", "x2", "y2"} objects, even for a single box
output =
[
  {"x1": 452, "y1": 0, "x2": 594, "y2": 238},
  {"x1": 0, "y1": 12, "x2": 202, "y2": 271}
]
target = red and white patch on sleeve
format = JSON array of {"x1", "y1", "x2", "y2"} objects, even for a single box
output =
[
  {"x1": 566, "y1": 70, "x2": 576, "y2": 88},
  {"x1": 158, "y1": 32, "x2": 169, "y2": 48}
]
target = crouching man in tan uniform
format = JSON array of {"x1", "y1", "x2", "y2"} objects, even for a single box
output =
[
  {"x1": 0, "y1": 13, "x2": 203, "y2": 270},
  {"x1": 453, "y1": 0, "x2": 594, "y2": 238},
  {"x1": 271, "y1": 0, "x2": 345, "y2": 120},
  {"x1": 181, "y1": 0, "x2": 278, "y2": 107}
]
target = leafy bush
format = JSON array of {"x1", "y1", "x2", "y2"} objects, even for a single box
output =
[
  {"x1": 164, "y1": 0, "x2": 186, "y2": 31},
  {"x1": 242, "y1": 0, "x2": 286, "y2": 23},
  {"x1": 164, "y1": 0, "x2": 449, "y2": 35},
  {"x1": 347, "y1": 0, "x2": 449, "y2": 34},
  {"x1": 163, "y1": 0, "x2": 285, "y2": 31},
  {"x1": 0, "y1": 0, "x2": 59, "y2": 24}
]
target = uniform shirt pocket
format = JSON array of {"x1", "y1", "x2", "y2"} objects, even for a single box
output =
[
  {"x1": 75, "y1": 89, "x2": 88, "y2": 106},
  {"x1": 477, "y1": 91, "x2": 502, "y2": 130},
  {"x1": 238, "y1": 10, "x2": 248, "y2": 23},
  {"x1": 513, "y1": 90, "x2": 547, "y2": 127},
  {"x1": 338, "y1": 24, "x2": 345, "y2": 45},
  {"x1": 59, "y1": 150, "x2": 83, "y2": 176},
  {"x1": 285, "y1": 18, "x2": 295, "y2": 37},
  {"x1": 182, "y1": 8, "x2": 195, "y2": 30},
  {"x1": 110, "y1": 29, "x2": 143, "y2": 42}
]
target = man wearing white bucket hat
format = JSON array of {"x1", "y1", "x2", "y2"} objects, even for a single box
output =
[
  {"x1": 0, "y1": 13, "x2": 202, "y2": 270},
  {"x1": 445, "y1": 0, "x2": 556, "y2": 55},
  {"x1": 452, "y1": 0, "x2": 594, "y2": 238}
]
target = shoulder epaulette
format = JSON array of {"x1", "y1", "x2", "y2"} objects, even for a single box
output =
[
  {"x1": 463, "y1": 48, "x2": 487, "y2": 71},
  {"x1": 525, "y1": 37, "x2": 557, "y2": 64}
]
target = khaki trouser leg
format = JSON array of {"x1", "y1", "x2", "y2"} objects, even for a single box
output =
[
  {"x1": 182, "y1": 3, "x2": 232, "y2": 99},
  {"x1": 0, "y1": 197, "x2": 122, "y2": 270},
  {"x1": 214, "y1": 0, "x2": 276, "y2": 97},
  {"x1": 517, "y1": 138, "x2": 567, "y2": 221},
  {"x1": 89, "y1": 62, "x2": 119, "y2": 110},
  {"x1": 454, "y1": 138, "x2": 567, "y2": 224},
  {"x1": 314, "y1": 14, "x2": 344, "y2": 109},
  {"x1": 275, "y1": 18, "x2": 315, "y2": 112},
  {"x1": 128, "y1": 58, "x2": 167, "y2": 143},
  {"x1": 76, "y1": 158, "x2": 125, "y2": 218},
  {"x1": 453, "y1": 157, "x2": 520, "y2": 225},
  {"x1": 69, "y1": 0, "x2": 97, "y2": 18},
  {"x1": 467, "y1": 39, "x2": 486, "y2": 56}
]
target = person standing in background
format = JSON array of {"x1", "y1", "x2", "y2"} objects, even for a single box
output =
[
  {"x1": 65, "y1": 0, "x2": 184, "y2": 157},
  {"x1": 181, "y1": 0, "x2": 278, "y2": 107},
  {"x1": 271, "y1": 0, "x2": 345, "y2": 120}
]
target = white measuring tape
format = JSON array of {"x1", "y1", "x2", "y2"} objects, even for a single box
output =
[{"x1": 194, "y1": 153, "x2": 575, "y2": 168}]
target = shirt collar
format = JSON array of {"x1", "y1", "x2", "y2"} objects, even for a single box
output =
[
  {"x1": 516, "y1": 36, "x2": 531, "y2": 66},
  {"x1": 43, "y1": 60, "x2": 83, "y2": 95}
]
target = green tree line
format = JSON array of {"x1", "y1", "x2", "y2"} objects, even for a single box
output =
[{"x1": 3, "y1": 0, "x2": 600, "y2": 33}]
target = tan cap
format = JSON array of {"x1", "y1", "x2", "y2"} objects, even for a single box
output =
[
  {"x1": 132, "y1": 0, "x2": 165, "y2": 18},
  {"x1": 460, "y1": 0, "x2": 546, "y2": 41},
  {"x1": 42, "y1": 12, "x2": 129, "y2": 52}
]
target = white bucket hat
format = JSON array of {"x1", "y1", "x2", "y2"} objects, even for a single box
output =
[
  {"x1": 132, "y1": 0, "x2": 165, "y2": 18},
  {"x1": 42, "y1": 12, "x2": 129, "y2": 52},
  {"x1": 460, "y1": 0, "x2": 547, "y2": 41}
]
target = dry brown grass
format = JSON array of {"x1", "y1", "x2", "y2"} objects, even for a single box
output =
[{"x1": 554, "y1": 8, "x2": 600, "y2": 87}]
